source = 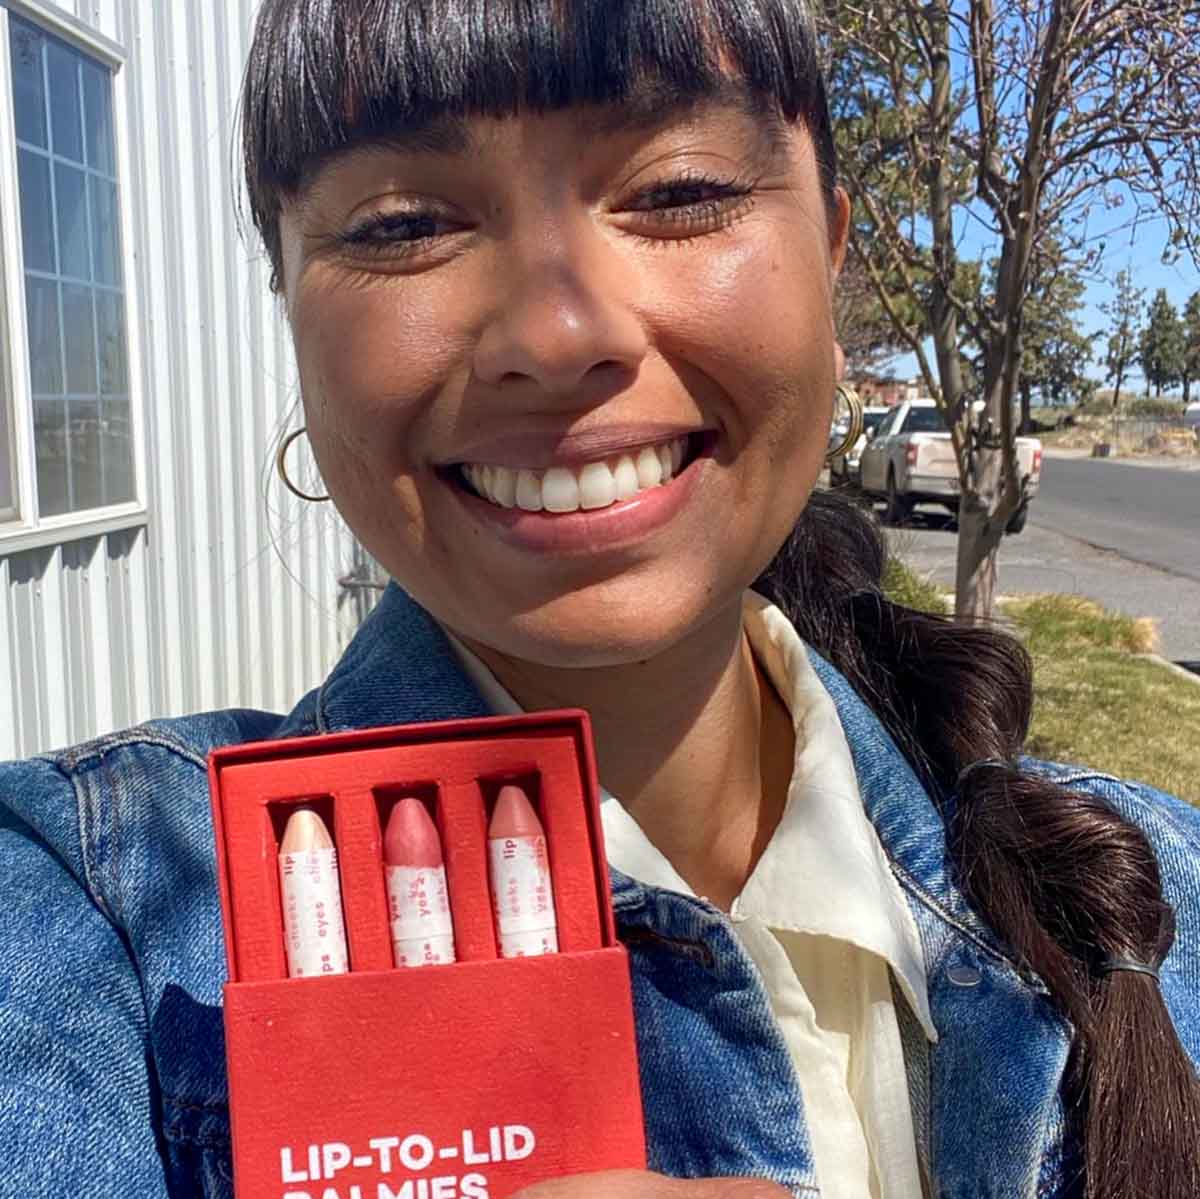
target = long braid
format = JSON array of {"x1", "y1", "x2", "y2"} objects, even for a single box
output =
[{"x1": 756, "y1": 488, "x2": 1200, "y2": 1199}]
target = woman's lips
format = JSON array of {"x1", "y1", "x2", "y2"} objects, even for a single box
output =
[{"x1": 446, "y1": 440, "x2": 712, "y2": 555}]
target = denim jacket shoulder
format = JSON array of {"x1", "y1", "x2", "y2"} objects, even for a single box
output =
[
  {"x1": 2, "y1": 584, "x2": 1199, "y2": 1199},
  {"x1": 0, "y1": 710, "x2": 292, "y2": 1197}
]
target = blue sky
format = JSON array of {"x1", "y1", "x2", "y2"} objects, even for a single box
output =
[
  {"x1": 1080, "y1": 218, "x2": 1200, "y2": 389},
  {"x1": 886, "y1": 214, "x2": 1199, "y2": 394},
  {"x1": 880, "y1": 12, "x2": 1200, "y2": 397}
]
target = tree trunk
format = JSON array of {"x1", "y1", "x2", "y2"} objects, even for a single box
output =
[
  {"x1": 1020, "y1": 380, "x2": 1032, "y2": 434},
  {"x1": 1184, "y1": 375, "x2": 1192, "y2": 406},
  {"x1": 955, "y1": 489, "x2": 1004, "y2": 622}
]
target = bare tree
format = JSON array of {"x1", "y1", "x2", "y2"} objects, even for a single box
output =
[
  {"x1": 834, "y1": 253, "x2": 912, "y2": 376},
  {"x1": 820, "y1": 0, "x2": 1200, "y2": 619}
]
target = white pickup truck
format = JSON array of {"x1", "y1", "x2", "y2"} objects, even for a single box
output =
[{"x1": 858, "y1": 399, "x2": 1043, "y2": 533}]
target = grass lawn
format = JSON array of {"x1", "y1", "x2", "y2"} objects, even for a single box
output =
[{"x1": 883, "y1": 562, "x2": 1200, "y2": 805}]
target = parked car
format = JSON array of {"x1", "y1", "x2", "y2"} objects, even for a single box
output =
[
  {"x1": 829, "y1": 405, "x2": 891, "y2": 486},
  {"x1": 1184, "y1": 401, "x2": 1200, "y2": 429},
  {"x1": 858, "y1": 399, "x2": 1043, "y2": 533}
]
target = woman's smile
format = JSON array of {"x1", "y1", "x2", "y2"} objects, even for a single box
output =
[{"x1": 446, "y1": 430, "x2": 718, "y2": 555}]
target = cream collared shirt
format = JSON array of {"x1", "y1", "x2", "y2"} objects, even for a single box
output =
[{"x1": 446, "y1": 594, "x2": 937, "y2": 1199}]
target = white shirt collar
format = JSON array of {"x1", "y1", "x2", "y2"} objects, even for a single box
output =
[{"x1": 442, "y1": 594, "x2": 936, "y2": 1041}]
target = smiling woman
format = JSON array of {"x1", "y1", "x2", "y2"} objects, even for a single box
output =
[
  {"x1": 1, "y1": 2, "x2": 1200, "y2": 1198},
  {"x1": 274, "y1": 88, "x2": 840, "y2": 668}
]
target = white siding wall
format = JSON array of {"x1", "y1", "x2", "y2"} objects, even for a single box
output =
[{"x1": 0, "y1": 0, "x2": 374, "y2": 759}]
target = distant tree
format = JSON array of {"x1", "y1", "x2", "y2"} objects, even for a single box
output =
[
  {"x1": 1139, "y1": 289, "x2": 1186, "y2": 398},
  {"x1": 1183, "y1": 291, "x2": 1200, "y2": 406},
  {"x1": 834, "y1": 253, "x2": 912, "y2": 375},
  {"x1": 1015, "y1": 249, "x2": 1095, "y2": 423},
  {"x1": 1101, "y1": 268, "x2": 1145, "y2": 409},
  {"x1": 821, "y1": 0, "x2": 1200, "y2": 621}
]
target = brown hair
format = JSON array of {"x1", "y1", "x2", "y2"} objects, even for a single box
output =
[
  {"x1": 757, "y1": 489, "x2": 1200, "y2": 1197},
  {"x1": 240, "y1": 2, "x2": 1200, "y2": 1193}
]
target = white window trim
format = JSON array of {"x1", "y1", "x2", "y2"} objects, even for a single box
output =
[
  {"x1": 2, "y1": 0, "x2": 123, "y2": 69},
  {"x1": 0, "y1": 1, "x2": 147, "y2": 552}
]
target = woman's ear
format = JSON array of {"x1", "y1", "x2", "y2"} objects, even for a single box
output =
[{"x1": 830, "y1": 186, "x2": 852, "y2": 277}]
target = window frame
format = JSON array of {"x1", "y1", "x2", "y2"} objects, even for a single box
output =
[
  {"x1": 0, "y1": 0, "x2": 147, "y2": 553},
  {"x1": 872, "y1": 406, "x2": 901, "y2": 440}
]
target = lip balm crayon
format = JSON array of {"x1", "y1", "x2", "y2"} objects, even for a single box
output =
[
  {"x1": 488, "y1": 784, "x2": 559, "y2": 957},
  {"x1": 384, "y1": 797, "x2": 457, "y2": 967},
  {"x1": 278, "y1": 806, "x2": 349, "y2": 978}
]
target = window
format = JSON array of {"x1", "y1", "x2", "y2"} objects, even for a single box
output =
[
  {"x1": 872, "y1": 407, "x2": 901, "y2": 439},
  {"x1": 862, "y1": 410, "x2": 889, "y2": 436},
  {"x1": 901, "y1": 406, "x2": 948, "y2": 435},
  {"x1": 1, "y1": 11, "x2": 134, "y2": 530},
  {"x1": 0, "y1": 271, "x2": 16, "y2": 521}
]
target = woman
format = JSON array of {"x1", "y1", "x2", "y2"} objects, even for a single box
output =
[{"x1": 2, "y1": 1, "x2": 1198, "y2": 1197}]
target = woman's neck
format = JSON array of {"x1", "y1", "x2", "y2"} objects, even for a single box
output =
[{"x1": 464, "y1": 599, "x2": 795, "y2": 909}]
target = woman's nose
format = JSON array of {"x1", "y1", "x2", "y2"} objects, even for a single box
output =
[{"x1": 472, "y1": 244, "x2": 648, "y2": 394}]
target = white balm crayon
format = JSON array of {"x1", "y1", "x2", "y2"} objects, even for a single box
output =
[
  {"x1": 487, "y1": 784, "x2": 559, "y2": 957},
  {"x1": 384, "y1": 797, "x2": 457, "y2": 967},
  {"x1": 278, "y1": 806, "x2": 349, "y2": 978}
]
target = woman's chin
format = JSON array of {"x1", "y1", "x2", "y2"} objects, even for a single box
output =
[{"x1": 452, "y1": 579, "x2": 746, "y2": 673}]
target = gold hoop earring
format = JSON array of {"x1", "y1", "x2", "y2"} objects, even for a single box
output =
[
  {"x1": 825, "y1": 384, "x2": 864, "y2": 463},
  {"x1": 276, "y1": 427, "x2": 331, "y2": 503}
]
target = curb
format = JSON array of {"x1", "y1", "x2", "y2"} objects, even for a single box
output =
[{"x1": 1134, "y1": 655, "x2": 1200, "y2": 689}]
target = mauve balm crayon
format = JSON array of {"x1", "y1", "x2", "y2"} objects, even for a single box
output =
[
  {"x1": 384, "y1": 797, "x2": 457, "y2": 967},
  {"x1": 488, "y1": 784, "x2": 559, "y2": 958}
]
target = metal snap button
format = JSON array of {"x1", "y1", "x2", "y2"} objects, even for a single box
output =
[{"x1": 947, "y1": 964, "x2": 982, "y2": 988}]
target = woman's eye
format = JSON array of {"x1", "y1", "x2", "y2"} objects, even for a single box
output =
[
  {"x1": 337, "y1": 210, "x2": 455, "y2": 255},
  {"x1": 624, "y1": 175, "x2": 755, "y2": 237}
]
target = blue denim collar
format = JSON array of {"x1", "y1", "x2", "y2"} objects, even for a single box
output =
[
  {"x1": 317, "y1": 581, "x2": 494, "y2": 732},
  {"x1": 316, "y1": 581, "x2": 1015, "y2": 972}
]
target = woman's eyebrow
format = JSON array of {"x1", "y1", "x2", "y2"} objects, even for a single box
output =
[
  {"x1": 581, "y1": 79, "x2": 787, "y2": 144},
  {"x1": 295, "y1": 116, "x2": 473, "y2": 194},
  {"x1": 356, "y1": 115, "x2": 475, "y2": 158}
]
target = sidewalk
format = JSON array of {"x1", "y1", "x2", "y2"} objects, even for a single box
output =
[
  {"x1": 1041, "y1": 446, "x2": 1200, "y2": 470},
  {"x1": 886, "y1": 521, "x2": 1200, "y2": 663}
]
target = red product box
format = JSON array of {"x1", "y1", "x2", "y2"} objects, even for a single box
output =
[{"x1": 209, "y1": 710, "x2": 646, "y2": 1199}]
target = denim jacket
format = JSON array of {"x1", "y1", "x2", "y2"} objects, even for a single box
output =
[{"x1": 2, "y1": 582, "x2": 1199, "y2": 1199}]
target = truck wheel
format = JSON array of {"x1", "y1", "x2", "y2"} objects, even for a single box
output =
[
  {"x1": 1005, "y1": 503, "x2": 1029, "y2": 535},
  {"x1": 883, "y1": 469, "x2": 913, "y2": 526}
]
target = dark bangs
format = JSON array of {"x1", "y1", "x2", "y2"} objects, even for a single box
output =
[{"x1": 242, "y1": 0, "x2": 835, "y2": 287}]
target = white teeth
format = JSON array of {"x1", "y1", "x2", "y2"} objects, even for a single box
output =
[
  {"x1": 462, "y1": 435, "x2": 692, "y2": 515},
  {"x1": 613, "y1": 456, "x2": 640, "y2": 500},
  {"x1": 516, "y1": 469, "x2": 543, "y2": 511},
  {"x1": 579, "y1": 461, "x2": 617, "y2": 510},
  {"x1": 635, "y1": 446, "x2": 662, "y2": 489},
  {"x1": 492, "y1": 465, "x2": 517, "y2": 508},
  {"x1": 542, "y1": 467, "x2": 580, "y2": 513}
]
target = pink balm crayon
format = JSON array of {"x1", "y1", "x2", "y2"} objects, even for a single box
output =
[
  {"x1": 384, "y1": 798, "x2": 456, "y2": 967},
  {"x1": 487, "y1": 784, "x2": 559, "y2": 958},
  {"x1": 278, "y1": 806, "x2": 349, "y2": 979}
]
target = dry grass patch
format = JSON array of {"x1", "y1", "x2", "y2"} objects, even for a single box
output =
[
  {"x1": 883, "y1": 569, "x2": 1200, "y2": 804},
  {"x1": 1002, "y1": 595, "x2": 1198, "y2": 804},
  {"x1": 882, "y1": 558, "x2": 949, "y2": 616}
]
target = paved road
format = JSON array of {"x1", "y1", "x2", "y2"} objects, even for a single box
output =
[
  {"x1": 1034, "y1": 456, "x2": 1200, "y2": 583},
  {"x1": 878, "y1": 456, "x2": 1200, "y2": 665}
]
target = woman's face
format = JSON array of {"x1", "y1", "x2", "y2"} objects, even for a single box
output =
[{"x1": 279, "y1": 91, "x2": 849, "y2": 667}]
